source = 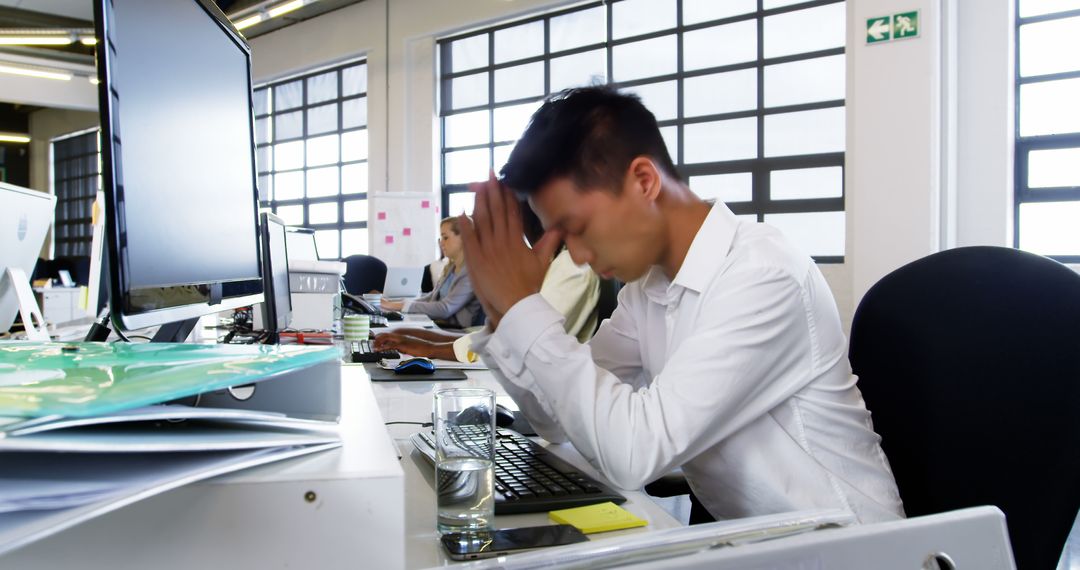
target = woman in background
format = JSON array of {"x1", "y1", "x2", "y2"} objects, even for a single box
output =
[
  {"x1": 375, "y1": 202, "x2": 599, "y2": 360},
  {"x1": 381, "y1": 217, "x2": 483, "y2": 329}
]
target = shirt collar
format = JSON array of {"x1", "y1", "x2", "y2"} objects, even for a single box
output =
[{"x1": 641, "y1": 202, "x2": 740, "y2": 303}]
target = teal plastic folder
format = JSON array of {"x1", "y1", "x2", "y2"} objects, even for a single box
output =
[{"x1": 0, "y1": 342, "x2": 340, "y2": 419}]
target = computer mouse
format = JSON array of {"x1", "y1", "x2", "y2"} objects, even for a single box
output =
[
  {"x1": 455, "y1": 403, "x2": 516, "y2": 428},
  {"x1": 394, "y1": 357, "x2": 435, "y2": 375}
]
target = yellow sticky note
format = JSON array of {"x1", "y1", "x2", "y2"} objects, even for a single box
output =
[{"x1": 548, "y1": 502, "x2": 648, "y2": 534}]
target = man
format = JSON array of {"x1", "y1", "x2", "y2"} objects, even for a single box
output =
[{"x1": 459, "y1": 86, "x2": 904, "y2": 524}]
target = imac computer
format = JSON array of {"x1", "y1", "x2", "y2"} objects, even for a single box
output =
[
  {"x1": 94, "y1": 0, "x2": 263, "y2": 341},
  {"x1": 0, "y1": 182, "x2": 56, "y2": 337},
  {"x1": 259, "y1": 212, "x2": 292, "y2": 343}
]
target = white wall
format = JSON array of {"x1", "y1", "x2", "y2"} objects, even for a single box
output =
[
  {"x1": 247, "y1": 0, "x2": 1024, "y2": 329},
  {"x1": 847, "y1": 0, "x2": 947, "y2": 303},
  {"x1": 955, "y1": 0, "x2": 1013, "y2": 248},
  {"x1": 26, "y1": 108, "x2": 100, "y2": 257}
]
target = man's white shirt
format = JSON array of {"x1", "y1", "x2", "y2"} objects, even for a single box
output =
[{"x1": 472, "y1": 202, "x2": 905, "y2": 523}]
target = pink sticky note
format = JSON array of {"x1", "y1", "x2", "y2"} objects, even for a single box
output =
[
  {"x1": 421, "y1": 200, "x2": 431, "y2": 209},
  {"x1": 377, "y1": 212, "x2": 387, "y2": 221},
  {"x1": 385, "y1": 235, "x2": 394, "y2": 244},
  {"x1": 403, "y1": 228, "x2": 412, "y2": 236}
]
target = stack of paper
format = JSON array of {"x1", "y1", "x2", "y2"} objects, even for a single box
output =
[{"x1": 0, "y1": 342, "x2": 345, "y2": 556}]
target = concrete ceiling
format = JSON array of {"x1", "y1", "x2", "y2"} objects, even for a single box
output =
[{"x1": 0, "y1": 0, "x2": 92, "y2": 22}]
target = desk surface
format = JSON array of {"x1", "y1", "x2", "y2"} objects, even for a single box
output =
[
  {"x1": 0, "y1": 341, "x2": 680, "y2": 570},
  {"x1": 367, "y1": 364, "x2": 683, "y2": 569}
]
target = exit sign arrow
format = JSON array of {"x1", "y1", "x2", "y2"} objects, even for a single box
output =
[{"x1": 867, "y1": 17, "x2": 891, "y2": 43}]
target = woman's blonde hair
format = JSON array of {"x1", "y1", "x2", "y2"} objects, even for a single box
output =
[
  {"x1": 440, "y1": 216, "x2": 461, "y2": 234},
  {"x1": 438, "y1": 216, "x2": 467, "y2": 283}
]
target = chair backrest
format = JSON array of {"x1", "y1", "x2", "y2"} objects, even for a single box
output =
[
  {"x1": 849, "y1": 246, "x2": 1080, "y2": 570},
  {"x1": 420, "y1": 263, "x2": 435, "y2": 293},
  {"x1": 594, "y1": 278, "x2": 622, "y2": 334},
  {"x1": 341, "y1": 254, "x2": 388, "y2": 296}
]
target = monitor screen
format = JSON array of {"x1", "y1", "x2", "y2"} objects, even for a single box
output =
[
  {"x1": 95, "y1": 0, "x2": 263, "y2": 330},
  {"x1": 285, "y1": 227, "x2": 320, "y2": 262},
  {"x1": 260, "y1": 212, "x2": 292, "y2": 337}
]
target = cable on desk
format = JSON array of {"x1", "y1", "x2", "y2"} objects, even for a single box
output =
[{"x1": 385, "y1": 421, "x2": 433, "y2": 428}]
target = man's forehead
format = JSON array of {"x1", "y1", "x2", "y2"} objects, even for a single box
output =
[{"x1": 528, "y1": 181, "x2": 578, "y2": 226}]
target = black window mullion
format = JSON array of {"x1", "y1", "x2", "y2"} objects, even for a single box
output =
[
  {"x1": 489, "y1": 31, "x2": 496, "y2": 173},
  {"x1": 255, "y1": 58, "x2": 367, "y2": 256},
  {"x1": 755, "y1": 0, "x2": 766, "y2": 223},
  {"x1": 676, "y1": 0, "x2": 685, "y2": 170},
  {"x1": 1014, "y1": 0, "x2": 1080, "y2": 259},
  {"x1": 437, "y1": 1, "x2": 847, "y2": 260}
]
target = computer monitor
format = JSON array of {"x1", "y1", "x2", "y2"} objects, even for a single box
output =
[
  {"x1": 285, "y1": 227, "x2": 320, "y2": 262},
  {"x1": 0, "y1": 182, "x2": 56, "y2": 334},
  {"x1": 260, "y1": 212, "x2": 292, "y2": 342},
  {"x1": 94, "y1": 0, "x2": 263, "y2": 335}
]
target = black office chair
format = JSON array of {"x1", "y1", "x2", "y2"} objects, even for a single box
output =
[
  {"x1": 593, "y1": 278, "x2": 622, "y2": 335},
  {"x1": 341, "y1": 254, "x2": 387, "y2": 295},
  {"x1": 849, "y1": 246, "x2": 1080, "y2": 570},
  {"x1": 420, "y1": 264, "x2": 435, "y2": 293}
]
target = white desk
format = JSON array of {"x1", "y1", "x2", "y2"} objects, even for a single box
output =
[
  {"x1": 1, "y1": 355, "x2": 677, "y2": 570},
  {"x1": 369, "y1": 366, "x2": 683, "y2": 569},
  {"x1": 1, "y1": 364, "x2": 406, "y2": 570}
]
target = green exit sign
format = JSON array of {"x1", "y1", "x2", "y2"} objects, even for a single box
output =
[{"x1": 866, "y1": 10, "x2": 921, "y2": 45}]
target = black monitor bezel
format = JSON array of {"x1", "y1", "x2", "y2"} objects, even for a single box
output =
[{"x1": 93, "y1": 0, "x2": 264, "y2": 331}]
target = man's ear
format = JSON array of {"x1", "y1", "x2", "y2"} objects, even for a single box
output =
[{"x1": 625, "y1": 156, "x2": 662, "y2": 203}]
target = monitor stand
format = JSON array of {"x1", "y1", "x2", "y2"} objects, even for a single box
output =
[
  {"x1": 150, "y1": 317, "x2": 200, "y2": 343},
  {"x1": 6, "y1": 267, "x2": 49, "y2": 341}
]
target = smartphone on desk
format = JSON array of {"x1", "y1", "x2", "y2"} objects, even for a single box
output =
[{"x1": 441, "y1": 524, "x2": 588, "y2": 560}]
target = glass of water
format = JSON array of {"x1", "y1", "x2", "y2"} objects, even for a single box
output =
[{"x1": 434, "y1": 387, "x2": 496, "y2": 534}]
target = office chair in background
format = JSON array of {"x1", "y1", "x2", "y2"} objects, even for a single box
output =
[
  {"x1": 593, "y1": 278, "x2": 622, "y2": 335},
  {"x1": 849, "y1": 246, "x2": 1080, "y2": 569},
  {"x1": 342, "y1": 254, "x2": 387, "y2": 295}
]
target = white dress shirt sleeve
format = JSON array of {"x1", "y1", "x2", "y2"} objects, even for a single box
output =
[{"x1": 472, "y1": 266, "x2": 817, "y2": 491}]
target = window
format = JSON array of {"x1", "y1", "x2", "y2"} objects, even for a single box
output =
[
  {"x1": 254, "y1": 59, "x2": 369, "y2": 260},
  {"x1": 438, "y1": 0, "x2": 847, "y2": 261},
  {"x1": 50, "y1": 129, "x2": 100, "y2": 258},
  {"x1": 1015, "y1": 0, "x2": 1080, "y2": 261}
]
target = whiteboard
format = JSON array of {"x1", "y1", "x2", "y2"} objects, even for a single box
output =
[{"x1": 369, "y1": 191, "x2": 440, "y2": 268}]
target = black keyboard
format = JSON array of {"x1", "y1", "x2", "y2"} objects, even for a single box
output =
[
  {"x1": 350, "y1": 339, "x2": 400, "y2": 363},
  {"x1": 411, "y1": 427, "x2": 626, "y2": 515}
]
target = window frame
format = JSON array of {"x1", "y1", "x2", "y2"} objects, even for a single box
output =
[
  {"x1": 254, "y1": 58, "x2": 369, "y2": 259},
  {"x1": 50, "y1": 128, "x2": 101, "y2": 258},
  {"x1": 437, "y1": 0, "x2": 847, "y2": 263},
  {"x1": 1014, "y1": 2, "x2": 1080, "y2": 263}
]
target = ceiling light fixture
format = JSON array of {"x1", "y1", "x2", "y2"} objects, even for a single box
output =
[
  {"x1": 0, "y1": 133, "x2": 32, "y2": 144},
  {"x1": 267, "y1": 0, "x2": 305, "y2": 19},
  {"x1": 80, "y1": 36, "x2": 98, "y2": 46},
  {"x1": 0, "y1": 36, "x2": 72, "y2": 46},
  {"x1": 0, "y1": 62, "x2": 73, "y2": 81},
  {"x1": 234, "y1": 14, "x2": 264, "y2": 31}
]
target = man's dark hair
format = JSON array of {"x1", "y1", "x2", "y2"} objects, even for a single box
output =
[{"x1": 499, "y1": 86, "x2": 680, "y2": 194}]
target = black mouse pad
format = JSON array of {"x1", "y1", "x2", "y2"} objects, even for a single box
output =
[{"x1": 367, "y1": 367, "x2": 468, "y2": 382}]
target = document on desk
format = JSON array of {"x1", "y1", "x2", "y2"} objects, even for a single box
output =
[
  {"x1": 0, "y1": 441, "x2": 341, "y2": 557},
  {"x1": 0, "y1": 341, "x2": 340, "y2": 420},
  {"x1": 0, "y1": 404, "x2": 333, "y2": 438}
]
